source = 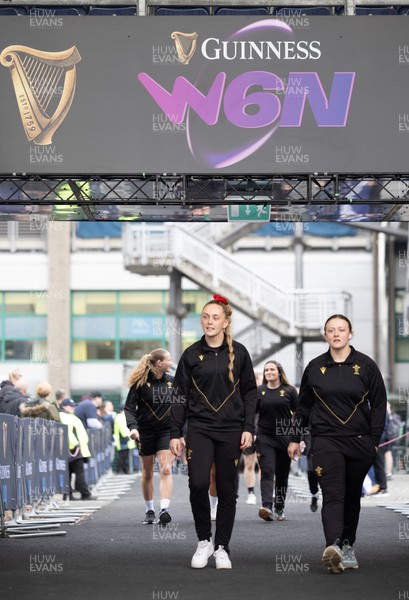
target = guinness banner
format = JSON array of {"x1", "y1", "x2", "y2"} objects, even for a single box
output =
[{"x1": 0, "y1": 16, "x2": 408, "y2": 174}]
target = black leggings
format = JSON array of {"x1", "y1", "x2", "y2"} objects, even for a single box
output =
[
  {"x1": 186, "y1": 429, "x2": 241, "y2": 552},
  {"x1": 311, "y1": 435, "x2": 376, "y2": 546}
]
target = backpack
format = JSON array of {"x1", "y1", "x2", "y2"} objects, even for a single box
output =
[{"x1": 386, "y1": 413, "x2": 403, "y2": 441}]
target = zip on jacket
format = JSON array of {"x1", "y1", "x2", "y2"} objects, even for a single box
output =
[
  {"x1": 290, "y1": 347, "x2": 387, "y2": 446},
  {"x1": 170, "y1": 335, "x2": 257, "y2": 438}
]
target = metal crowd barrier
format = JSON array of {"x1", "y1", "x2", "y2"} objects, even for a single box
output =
[{"x1": 0, "y1": 415, "x2": 113, "y2": 538}]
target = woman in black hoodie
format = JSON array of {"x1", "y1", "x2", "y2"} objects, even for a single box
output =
[
  {"x1": 288, "y1": 314, "x2": 387, "y2": 574},
  {"x1": 125, "y1": 348, "x2": 175, "y2": 526},
  {"x1": 170, "y1": 294, "x2": 257, "y2": 570}
]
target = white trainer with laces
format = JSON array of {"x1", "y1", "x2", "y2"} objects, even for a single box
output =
[
  {"x1": 214, "y1": 545, "x2": 232, "y2": 569},
  {"x1": 191, "y1": 539, "x2": 214, "y2": 569},
  {"x1": 246, "y1": 493, "x2": 257, "y2": 505},
  {"x1": 322, "y1": 544, "x2": 344, "y2": 574},
  {"x1": 341, "y1": 542, "x2": 359, "y2": 569}
]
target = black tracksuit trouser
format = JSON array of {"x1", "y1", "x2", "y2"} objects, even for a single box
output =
[
  {"x1": 255, "y1": 433, "x2": 291, "y2": 510},
  {"x1": 186, "y1": 429, "x2": 242, "y2": 553},
  {"x1": 311, "y1": 435, "x2": 377, "y2": 546}
]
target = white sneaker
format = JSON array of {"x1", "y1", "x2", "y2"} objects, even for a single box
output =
[
  {"x1": 246, "y1": 493, "x2": 257, "y2": 505},
  {"x1": 191, "y1": 539, "x2": 214, "y2": 569},
  {"x1": 214, "y1": 545, "x2": 232, "y2": 569},
  {"x1": 210, "y1": 505, "x2": 217, "y2": 521},
  {"x1": 341, "y1": 542, "x2": 359, "y2": 570},
  {"x1": 322, "y1": 544, "x2": 344, "y2": 574}
]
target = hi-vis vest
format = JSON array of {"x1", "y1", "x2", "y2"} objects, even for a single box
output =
[{"x1": 60, "y1": 411, "x2": 91, "y2": 458}]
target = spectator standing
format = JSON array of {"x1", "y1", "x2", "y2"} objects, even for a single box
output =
[
  {"x1": 74, "y1": 390, "x2": 103, "y2": 429},
  {"x1": 114, "y1": 405, "x2": 135, "y2": 474},
  {"x1": 20, "y1": 382, "x2": 61, "y2": 422},
  {"x1": 0, "y1": 378, "x2": 30, "y2": 416},
  {"x1": 0, "y1": 368, "x2": 22, "y2": 412},
  {"x1": 59, "y1": 398, "x2": 96, "y2": 501}
]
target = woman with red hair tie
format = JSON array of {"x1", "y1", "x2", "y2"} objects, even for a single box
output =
[{"x1": 170, "y1": 294, "x2": 257, "y2": 570}]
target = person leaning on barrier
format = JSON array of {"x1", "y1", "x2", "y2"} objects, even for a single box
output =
[
  {"x1": 0, "y1": 367, "x2": 22, "y2": 412},
  {"x1": 288, "y1": 314, "x2": 387, "y2": 574},
  {"x1": 20, "y1": 381, "x2": 61, "y2": 422},
  {"x1": 59, "y1": 398, "x2": 96, "y2": 501},
  {"x1": 0, "y1": 378, "x2": 30, "y2": 416}
]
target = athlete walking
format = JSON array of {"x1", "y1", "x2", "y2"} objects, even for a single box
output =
[
  {"x1": 170, "y1": 294, "x2": 257, "y2": 569},
  {"x1": 125, "y1": 348, "x2": 176, "y2": 526},
  {"x1": 288, "y1": 314, "x2": 387, "y2": 574}
]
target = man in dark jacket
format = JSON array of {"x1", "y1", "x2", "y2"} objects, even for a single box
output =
[
  {"x1": 1, "y1": 379, "x2": 30, "y2": 416},
  {"x1": 0, "y1": 368, "x2": 22, "y2": 412}
]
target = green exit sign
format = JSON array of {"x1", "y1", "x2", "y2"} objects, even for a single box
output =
[{"x1": 227, "y1": 204, "x2": 270, "y2": 222}]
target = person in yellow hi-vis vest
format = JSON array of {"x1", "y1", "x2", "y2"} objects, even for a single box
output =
[
  {"x1": 114, "y1": 405, "x2": 136, "y2": 474},
  {"x1": 59, "y1": 398, "x2": 96, "y2": 501}
]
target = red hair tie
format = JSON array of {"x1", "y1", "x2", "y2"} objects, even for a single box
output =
[{"x1": 213, "y1": 294, "x2": 228, "y2": 305}]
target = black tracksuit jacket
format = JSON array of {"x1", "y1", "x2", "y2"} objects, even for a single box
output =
[
  {"x1": 124, "y1": 372, "x2": 174, "y2": 433},
  {"x1": 290, "y1": 347, "x2": 387, "y2": 446},
  {"x1": 170, "y1": 336, "x2": 257, "y2": 439}
]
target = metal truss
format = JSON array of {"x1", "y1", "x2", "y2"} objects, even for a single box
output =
[{"x1": 1, "y1": 174, "x2": 409, "y2": 204}]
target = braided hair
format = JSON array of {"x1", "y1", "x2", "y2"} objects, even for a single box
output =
[
  {"x1": 203, "y1": 295, "x2": 235, "y2": 384},
  {"x1": 128, "y1": 348, "x2": 169, "y2": 388}
]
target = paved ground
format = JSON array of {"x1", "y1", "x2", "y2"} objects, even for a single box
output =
[{"x1": 1, "y1": 471, "x2": 408, "y2": 600}]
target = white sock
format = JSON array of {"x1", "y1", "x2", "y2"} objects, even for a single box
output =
[
  {"x1": 209, "y1": 495, "x2": 218, "y2": 508},
  {"x1": 160, "y1": 499, "x2": 170, "y2": 510},
  {"x1": 145, "y1": 500, "x2": 154, "y2": 511}
]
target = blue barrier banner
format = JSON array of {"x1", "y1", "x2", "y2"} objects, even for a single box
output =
[
  {"x1": 54, "y1": 422, "x2": 70, "y2": 495},
  {"x1": 15, "y1": 417, "x2": 24, "y2": 509},
  {"x1": 0, "y1": 414, "x2": 17, "y2": 511},
  {"x1": 22, "y1": 418, "x2": 36, "y2": 504},
  {"x1": 2, "y1": 415, "x2": 109, "y2": 507}
]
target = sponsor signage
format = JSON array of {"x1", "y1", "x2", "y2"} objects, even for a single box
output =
[{"x1": 0, "y1": 16, "x2": 408, "y2": 174}]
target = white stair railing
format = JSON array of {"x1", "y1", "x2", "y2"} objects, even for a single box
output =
[{"x1": 123, "y1": 223, "x2": 351, "y2": 332}]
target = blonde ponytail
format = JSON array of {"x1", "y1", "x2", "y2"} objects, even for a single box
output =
[{"x1": 128, "y1": 348, "x2": 169, "y2": 388}]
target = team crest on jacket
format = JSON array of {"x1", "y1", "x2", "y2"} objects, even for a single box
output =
[
  {"x1": 315, "y1": 466, "x2": 323, "y2": 477},
  {"x1": 352, "y1": 364, "x2": 361, "y2": 375},
  {"x1": 320, "y1": 367, "x2": 327, "y2": 375},
  {"x1": 167, "y1": 381, "x2": 173, "y2": 389},
  {"x1": 262, "y1": 390, "x2": 266, "y2": 396},
  {"x1": 280, "y1": 390, "x2": 285, "y2": 397},
  {"x1": 199, "y1": 355, "x2": 204, "y2": 361}
]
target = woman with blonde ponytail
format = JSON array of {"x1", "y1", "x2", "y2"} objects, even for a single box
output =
[
  {"x1": 125, "y1": 348, "x2": 176, "y2": 526},
  {"x1": 170, "y1": 294, "x2": 257, "y2": 570}
]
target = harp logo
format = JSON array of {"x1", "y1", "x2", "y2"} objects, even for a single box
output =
[
  {"x1": 0, "y1": 45, "x2": 81, "y2": 145},
  {"x1": 171, "y1": 32, "x2": 198, "y2": 65}
]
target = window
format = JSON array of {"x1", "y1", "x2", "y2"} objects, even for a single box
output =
[
  {"x1": 71, "y1": 290, "x2": 204, "y2": 361},
  {"x1": 1, "y1": 292, "x2": 47, "y2": 361}
]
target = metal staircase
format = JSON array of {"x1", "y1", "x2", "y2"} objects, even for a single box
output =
[{"x1": 123, "y1": 223, "x2": 351, "y2": 354}]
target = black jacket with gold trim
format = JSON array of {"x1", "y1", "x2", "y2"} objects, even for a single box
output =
[
  {"x1": 170, "y1": 336, "x2": 257, "y2": 438},
  {"x1": 290, "y1": 347, "x2": 387, "y2": 446},
  {"x1": 125, "y1": 372, "x2": 174, "y2": 433}
]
